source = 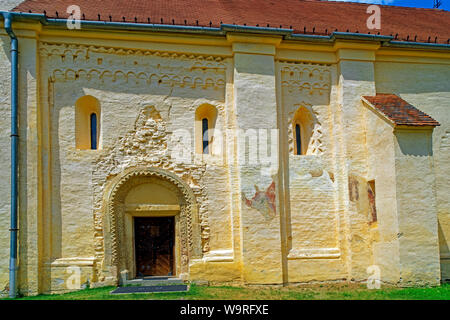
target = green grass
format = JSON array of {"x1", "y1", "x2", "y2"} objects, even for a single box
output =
[{"x1": 4, "y1": 283, "x2": 450, "y2": 300}]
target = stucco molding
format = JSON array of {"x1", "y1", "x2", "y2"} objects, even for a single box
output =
[
  {"x1": 279, "y1": 60, "x2": 331, "y2": 96},
  {"x1": 39, "y1": 41, "x2": 227, "y2": 63},
  {"x1": 40, "y1": 41, "x2": 227, "y2": 90},
  {"x1": 48, "y1": 67, "x2": 226, "y2": 90}
]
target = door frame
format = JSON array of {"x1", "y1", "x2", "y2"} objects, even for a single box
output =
[
  {"x1": 124, "y1": 209, "x2": 180, "y2": 280},
  {"x1": 133, "y1": 216, "x2": 176, "y2": 277}
]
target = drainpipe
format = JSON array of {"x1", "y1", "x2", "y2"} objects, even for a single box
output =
[{"x1": 2, "y1": 12, "x2": 19, "y2": 299}]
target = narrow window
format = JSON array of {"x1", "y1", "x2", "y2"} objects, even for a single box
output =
[
  {"x1": 90, "y1": 113, "x2": 97, "y2": 150},
  {"x1": 292, "y1": 106, "x2": 317, "y2": 156},
  {"x1": 195, "y1": 104, "x2": 217, "y2": 155},
  {"x1": 202, "y1": 118, "x2": 209, "y2": 154},
  {"x1": 295, "y1": 124, "x2": 302, "y2": 155}
]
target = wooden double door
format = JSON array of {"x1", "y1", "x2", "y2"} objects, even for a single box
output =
[{"x1": 134, "y1": 217, "x2": 175, "y2": 277}]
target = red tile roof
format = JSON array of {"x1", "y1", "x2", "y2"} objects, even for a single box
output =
[
  {"x1": 12, "y1": 0, "x2": 450, "y2": 44},
  {"x1": 362, "y1": 94, "x2": 440, "y2": 127}
]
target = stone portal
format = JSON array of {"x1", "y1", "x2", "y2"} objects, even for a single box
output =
[{"x1": 100, "y1": 167, "x2": 201, "y2": 284}]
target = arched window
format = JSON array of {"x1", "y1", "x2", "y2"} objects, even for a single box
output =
[
  {"x1": 195, "y1": 104, "x2": 218, "y2": 155},
  {"x1": 292, "y1": 106, "x2": 316, "y2": 155},
  {"x1": 295, "y1": 123, "x2": 302, "y2": 155},
  {"x1": 202, "y1": 118, "x2": 209, "y2": 154},
  {"x1": 75, "y1": 95, "x2": 101, "y2": 150},
  {"x1": 90, "y1": 113, "x2": 98, "y2": 150}
]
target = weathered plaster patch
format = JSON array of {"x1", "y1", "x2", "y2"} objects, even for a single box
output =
[
  {"x1": 348, "y1": 175, "x2": 359, "y2": 202},
  {"x1": 242, "y1": 181, "x2": 276, "y2": 221}
]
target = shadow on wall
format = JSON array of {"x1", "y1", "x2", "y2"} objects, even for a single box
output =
[
  {"x1": 439, "y1": 221, "x2": 450, "y2": 256},
  {"x1": 1, "y1": 36, "x2": 36, "y2": 79},
  {"x1": 395, "y1": 129, "x2": 433, "y2": 157},
  {"x1": 375, "y1": 63, "x2": 450, "y2": 95},
  {"x1": 439, "y1": 220, "x2": 450, "y2": 282}
]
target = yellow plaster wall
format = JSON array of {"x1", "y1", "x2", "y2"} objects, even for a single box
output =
[
  {"x1": 38, "y1": 36, "x2": 235, "y2": 292},
  {"x1": 0, "y1": 28, "x2": 42, "y2": 295},
  {"x1": 374, "y1": 61, "x2": 450, "y2": 282},
  {"x1": 394, "y1": 129, "x2": 440, "y2": 285},
  {"x1": 335, "y1": 55, "x2": 377, "y2": 281},
  {"x1": 279, "y1": 60, "x2": 348, "y2": 282},
  {"x1": 0, "y1": 34, "x2": 12, "y2": 295},
  {"x1": 365, "y1": 105, "x2": 401, "y2": 284},
  {"x1": 0, "y1": 22, "x2": 449, "y2": 295},
  {"x1": 17, "y1": 35, "x2": 40, "y2": 296},
  {"x1": 233, "y1": 48, "x2": 283, "y2": 284}
]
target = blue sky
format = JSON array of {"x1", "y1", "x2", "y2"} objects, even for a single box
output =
[{"x1": 332, "y1": 0, "x2": 450, "y2": 10}]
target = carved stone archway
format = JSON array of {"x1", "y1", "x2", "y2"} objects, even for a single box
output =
[{"x1": 101, "y1": 167, "x2": 201, "y2": 282}]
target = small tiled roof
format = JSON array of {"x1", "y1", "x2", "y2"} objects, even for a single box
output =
[
  {"x1": 362, "y1": 94, "x2": 440, "y2": 127},
  {"x1": 11, "y1": 0, "x2": 450, "y2": 45}
]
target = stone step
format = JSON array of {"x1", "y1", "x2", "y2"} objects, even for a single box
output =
[
  {"x1": 123, "y1": 277, "x2": 184, "y2": 287},
  {"x1": 111, "y1": 284, "x2": 188, "y2": 294}
]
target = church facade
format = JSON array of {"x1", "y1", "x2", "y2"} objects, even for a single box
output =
[{"x1": 0, "y1": 1, "x2": 449, "y2": 296}]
